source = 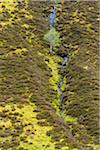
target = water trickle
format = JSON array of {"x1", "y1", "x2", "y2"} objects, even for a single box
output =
[
  {"x1": 58, "y1": 56, "x2": 68, "y2": 114},
  {"x1": 48, "y1": 7, "x2": 56, "y2": 28},
  {"x1": 48, "y1": 0, "x2": 69, "y2": 115}
]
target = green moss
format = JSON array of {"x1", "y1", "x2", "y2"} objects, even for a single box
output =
[
  {"x1": 64, "y1": 115, "x2": 77, "y2": 123},
  {"x1": 52, "y1": 98, "x2": 59, "y2": 115},
  {"x1": 0, "y1": 95, "x2": 55, "y2": 150},
  {"x1": 0, "y1": 48, "x2": 28, "y2": 59},
  {"x1": 0, "y1": 0, "x2": 17, "y2": 28},
  {"x1": 61, "y1": 146, "x2": 69, "y2": 150},
  {"x1": 0, "y1": 0, "x2": 17, "y2": 13},
  {"x1": 45, "y1": 55, "x2": 62, "y2": 92},
  {"x1": 62, "y1": 111, "x2": 77, "y2": 123},
  {"x1": 18, "y1": 103, "x2": 55, "y2": 150},
  {"x1": 60, "y1": 77, "x2": 66, "y2": 91},
  {"x1": 72, "y1": 148, "x2": 80, "y2": 150},
  {"x1": 0, "y1": 0, "x2": 32, "y2": 30},
  {"x1": 94, "y1": 145, "x2": 100, "y2": 150},
  {"x1": 87, "y1": 144, "x2": 100, "y2": 150},
  {"x1": 85, "y1": 23, "x2": 93, "y2": 32},
  {"x1": 39, "y1": 52, "x2": 63, "y2": 114}
]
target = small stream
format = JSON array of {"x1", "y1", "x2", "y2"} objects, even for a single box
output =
[
  {"x1": 48, "y1": 0, "x2": 68, "y2": 115},
  {"x1": 58, "y1": 56, "x2": 68, "y2": 114}
]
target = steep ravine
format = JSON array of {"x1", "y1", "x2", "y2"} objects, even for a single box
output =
[
  {"x1": 44, "y1": 0, "x2": 77, "y2": 123},
  {"x1": 45, "y1": 0, "x2": 68, "y2": 116}
]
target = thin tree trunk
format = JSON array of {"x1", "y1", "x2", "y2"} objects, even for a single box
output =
[{"x1": 50, "y1": 44, "x2": 53, "y2": 53}]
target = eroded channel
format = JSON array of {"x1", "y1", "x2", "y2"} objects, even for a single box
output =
[{"x1": 47, "y1": 0, "x2": 69, "y2": 115}]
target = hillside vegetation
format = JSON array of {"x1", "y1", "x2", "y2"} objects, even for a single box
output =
[{"x1": 0, "y1": 0, "x2": 99, "y2": 150}]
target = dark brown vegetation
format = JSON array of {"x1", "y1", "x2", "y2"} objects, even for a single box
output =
[{"x1": 56, "y1": 0, "x2": 99, "y2": 142}]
